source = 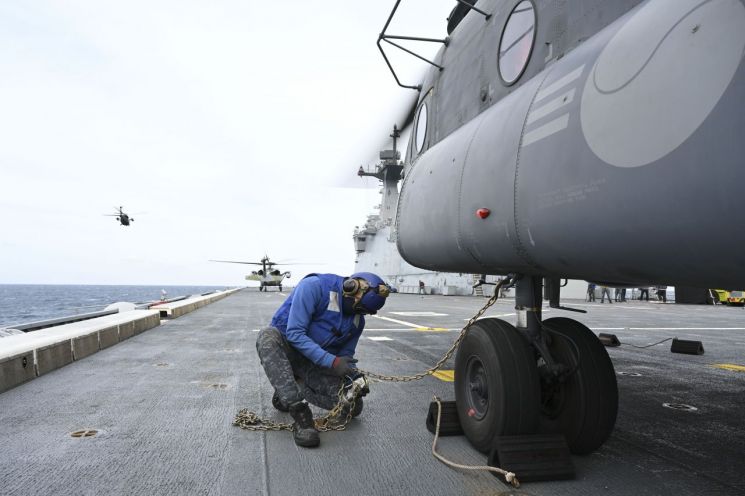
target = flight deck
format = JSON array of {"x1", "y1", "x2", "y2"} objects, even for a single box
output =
[{"x1": 1, "y1": 289, "x2": 744, "y2": 495}]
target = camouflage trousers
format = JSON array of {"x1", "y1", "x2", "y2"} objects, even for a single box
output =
[{"x1": 255, "y1": 327, "x2": 343, "y2": 410}]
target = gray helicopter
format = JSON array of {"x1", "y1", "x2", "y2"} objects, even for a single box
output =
[
  {"x1": 372, "y1": 0, "x2": 745, "y2": 456},
  {"x1": 210, "y1": 255, "x2": 293, "y2": 292},
  {"x1": 104, "y1": 206, "x2": 134, "y2": 226}
]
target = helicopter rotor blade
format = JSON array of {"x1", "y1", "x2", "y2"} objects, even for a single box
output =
[
  {"x1": 399, "y1": 91, "x2": 419, "y2": 133},
  {"x1": 209, "y1": 260, "x2": 264, "y2": 265},
  {"x1": 331, "y1": 88, "x2": 420, "y2": 189},
  {"x1": 271, "y1": 262, "x2": 325, "y2": 265}
]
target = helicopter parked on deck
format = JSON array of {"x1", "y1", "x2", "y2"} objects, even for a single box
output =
[{"x1": 363, "y1": 0, "x2": 745, "y2": 457}]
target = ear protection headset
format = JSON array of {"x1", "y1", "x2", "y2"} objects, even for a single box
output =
[
  {"x1": 343, "y1": 277, "x2": 391, "y2": 298},
  {"x1": 343, "y1": 277, "x2": 367, "y2": 296}
]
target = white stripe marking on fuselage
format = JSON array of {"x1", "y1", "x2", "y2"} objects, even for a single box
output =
[
  {"x1": 527, "y1": 88, "x2": 576, "y2": 125},
  {"x1": 522, "y1": 114, "x2": 570, "y2": 146},
  {"x1": 534, "y1": 64, "x2": 585, "y2": 102}
]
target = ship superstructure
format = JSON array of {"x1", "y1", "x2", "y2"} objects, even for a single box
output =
[{"x1": 353, "y1": 127, "x2": 486, "y2": 296}]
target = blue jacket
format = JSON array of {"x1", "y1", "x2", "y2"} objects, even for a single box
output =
[{"x1": 270, "y1": 273, "x2": 365, "y2": 368}]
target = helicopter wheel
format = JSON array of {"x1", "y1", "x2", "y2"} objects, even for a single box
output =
[
  {"x1": 279, "y1": 286, "x2": 282, "y2": 292},
  {"x1": 538, "y1": 317, "x2": 618, "y2": 454},
  {"x1": 259, "y1": 285, "x2": 264, "y2": 292},
  {"x1": 454, "y1": 318, "x2": 540, "y2": 453}
]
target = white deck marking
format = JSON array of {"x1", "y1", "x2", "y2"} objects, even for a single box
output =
[
  {"x1": 571, "y1": 304, "x2": 661, "y2": 310},
  {"x1": 372, "y1": 315, "x2": 427, "y2": 328},
  {"x1": 364, "y1": 328, "x2": 459, "y2": 332},
  {"x1": 367, "y1": 336, "x2": 394, "y2": 341},
  {"x1": 389, "y1": 311, "x2": 448, "y2": 317},
  {"x1": 594, "y1": 327, "x2": 745, "y2": 331}
]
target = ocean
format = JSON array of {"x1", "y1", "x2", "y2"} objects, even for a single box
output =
[{"x1": 0, "y1": 284, "x2": 233, "y2": 327}]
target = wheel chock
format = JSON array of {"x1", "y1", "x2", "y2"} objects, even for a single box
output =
[
  {"x1": 670, "y1": 338, "x2": 704, "y2": 355},
  {"x1": 598, "y1": 333, "x2": 621, "y2": 347},
  {"x1": 488, "y1": 434, "x2": 575, "y2": 482},
  {"x1": 426, "y1": 400, "x2": 463, "y2": 436}
]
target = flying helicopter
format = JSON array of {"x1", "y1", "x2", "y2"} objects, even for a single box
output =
[
  {"x1": 210, "y1": 255, "x2": 295, "y2": 292},
  {"x1": 104, "y1": 206, "x2": 134, "y2": 226},
  {"x1": 365, "y1": 0, "x2": 745, "y2": 458}
]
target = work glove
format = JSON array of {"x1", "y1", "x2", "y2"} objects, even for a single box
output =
[{"x1": 331, "y1": 356, "x2": 358, "y2": 377}]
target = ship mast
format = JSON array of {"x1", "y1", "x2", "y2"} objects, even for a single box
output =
[{"x1": 357, "y1": 125, "x2": 404, "y2": 226}]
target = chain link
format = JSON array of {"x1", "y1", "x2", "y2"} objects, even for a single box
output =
[
  {"x1": 358, "y1": 279, "x2": 506, "y2": 382},
  {"x1": 233, "y1": 378, "x2": 362, "y2": 433},
  {"x1": 233, "y1": 279, "x2": 509, "y2": 432}
]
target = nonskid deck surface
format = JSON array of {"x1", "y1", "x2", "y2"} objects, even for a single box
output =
[{"x1": 1, "y1": 289, "x2": 744, "y2": 496}]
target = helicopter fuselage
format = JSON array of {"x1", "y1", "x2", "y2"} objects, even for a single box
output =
[{"x1": 397, "y1": 0, "x2": 745, "y2": 289}]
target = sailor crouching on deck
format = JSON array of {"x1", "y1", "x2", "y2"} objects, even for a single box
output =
[{"x1": 256, "y1": 272, "x2": 389, "y2": 448}]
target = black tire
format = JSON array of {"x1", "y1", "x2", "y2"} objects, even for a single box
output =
[
  {"x1": 539, "y1": 317, "x2": 618, "y2": 454},
  {"x1": 454, "y1": 318, "x2": 540, "y2": 453},
  {"x1": 259, "y1": 285, "x2": 264, "y2": 292}
]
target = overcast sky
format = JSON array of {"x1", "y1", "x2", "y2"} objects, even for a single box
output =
[{"x1": 0, "y1": 0, "x2": 455, "y2": 286}]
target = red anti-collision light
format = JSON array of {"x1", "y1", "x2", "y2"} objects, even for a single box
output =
[{"x1": 476, "y1": 208, "x2": 491, "y2": 219}]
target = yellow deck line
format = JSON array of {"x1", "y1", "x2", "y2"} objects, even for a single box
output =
[
  {"x1": 432, "y1": 370, "x2": 455, "y2": 382},
  {"x1": 373, "y1": 315, "x2": 449, "y2": 332},
  {"x1": 712, "y1": 363, "x2": 745, "y2": 372}
]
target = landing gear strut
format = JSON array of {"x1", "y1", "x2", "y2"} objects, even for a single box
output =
[{"x1": 453, "y1": 275, "x2": 618, "y2": 455}]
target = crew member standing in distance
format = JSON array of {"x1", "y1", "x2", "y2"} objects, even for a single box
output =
[{"x1": 255, "y1": 272, "x2": 389, "y2": 447}]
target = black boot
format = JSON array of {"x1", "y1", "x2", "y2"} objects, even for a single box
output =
[
  {"x1": 272, "y1": 391, "x2": 289, "y2": 412},
  {"x1": 289, "y1": 402, "x2": 320, "y2": 448}
]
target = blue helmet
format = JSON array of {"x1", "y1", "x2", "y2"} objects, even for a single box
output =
[{"x1": 350, "y1": 272, "x2": 389, "y2": 314}]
